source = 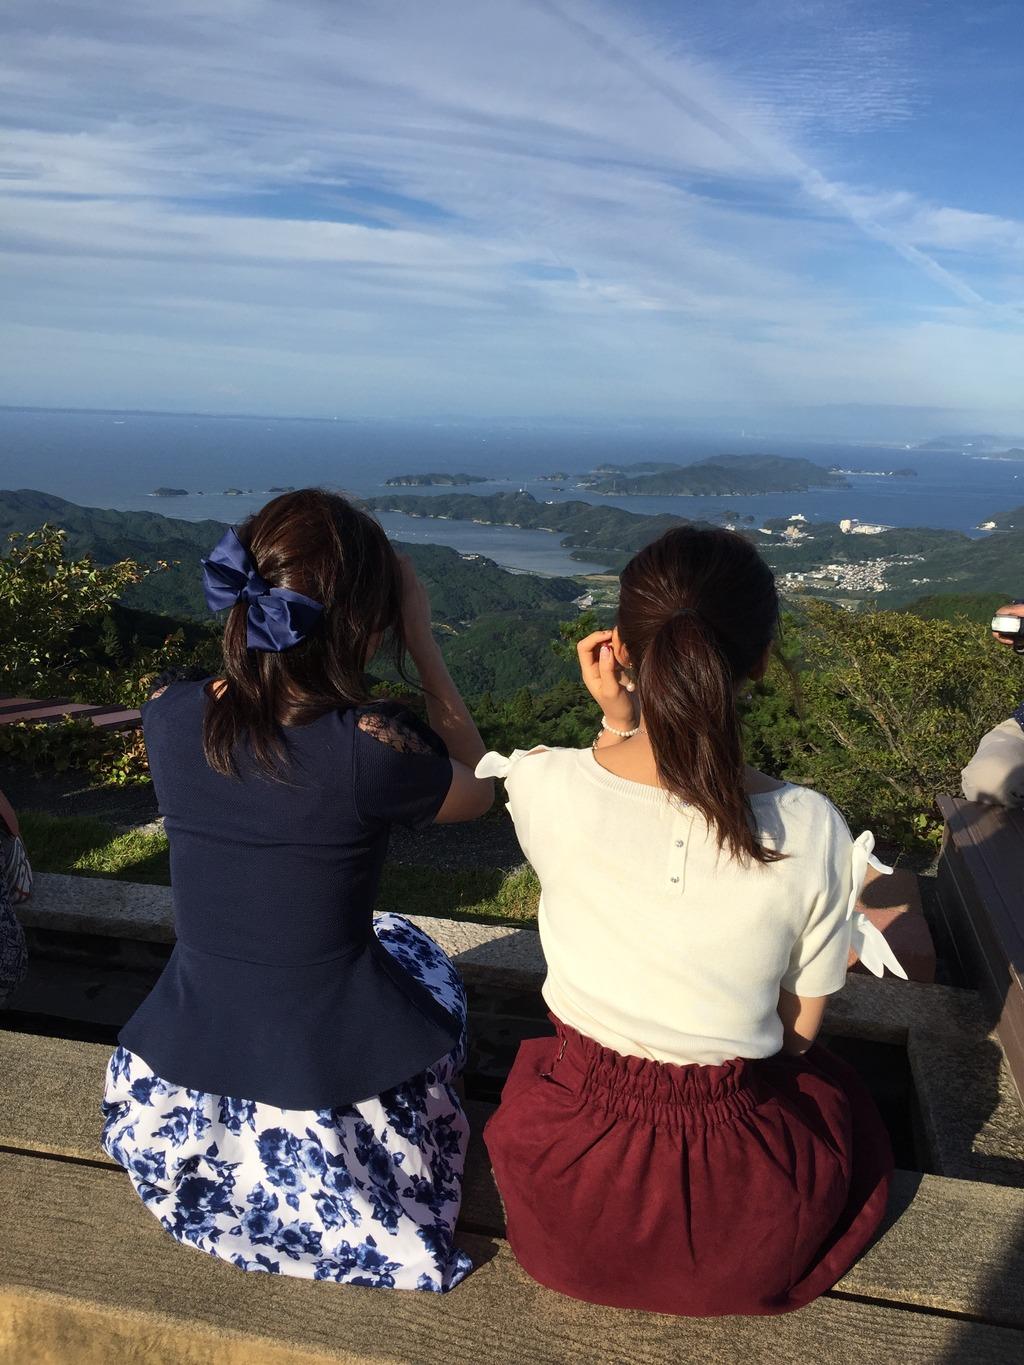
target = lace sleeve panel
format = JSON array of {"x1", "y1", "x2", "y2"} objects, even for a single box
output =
[
  {"x1": 353, "y1": 703, "x2": 452, "y2": 830},
  {"x1": 356, "y1": 705, "x2": 447, "y2": 758}
]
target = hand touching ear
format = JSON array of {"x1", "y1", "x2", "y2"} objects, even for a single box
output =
[{"x1": 576, "y1": 630, "x2": 638, "y2": 731}]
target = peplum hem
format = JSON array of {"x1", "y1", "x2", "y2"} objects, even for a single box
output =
[{"x1": 119, "y1": 932, "x2": 462, "y2": 1110}]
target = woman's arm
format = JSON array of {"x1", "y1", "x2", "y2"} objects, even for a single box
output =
[
  {"x1": 961, "y1": 718, "x2": 1024, "y2": 807},
  {"x1": 399, "y1": 557, "x2": 493, "y2": 820},
  {"x1": 777, "y1": 988, "x2": 828, "y2": 1055}
]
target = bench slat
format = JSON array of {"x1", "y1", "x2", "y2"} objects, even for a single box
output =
[
  {"x1": 3, "y1": 1152, "x2": 1022, "y2": 1365},
  {"x1": 2, "y1": 1029, "x2": 1023, "y2": 1327}
]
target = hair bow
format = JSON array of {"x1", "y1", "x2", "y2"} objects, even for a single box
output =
[{"x1": 200, "y1": 527, "x2": 323, "y2": 652}]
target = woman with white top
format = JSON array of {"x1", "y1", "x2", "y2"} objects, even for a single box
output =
[{"x1": 476, "y1": 525, "x2": 906, "y2": 1317}]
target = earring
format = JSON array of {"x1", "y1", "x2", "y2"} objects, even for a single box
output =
[{"x1": 622, "y1": 666, "x2": 636, "y2": 694}]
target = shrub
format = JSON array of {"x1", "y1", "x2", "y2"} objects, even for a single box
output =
[{"x1": 763, "y1": 603, "x2": 1022, "y2": 846}]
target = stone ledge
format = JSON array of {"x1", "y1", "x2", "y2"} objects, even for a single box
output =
[
  {"x1": 14, "y1": 873, "x2": 969, "y2": 1008},
  {"x1": 17, "y1": 877, "x2": 994, "y2": 1042},
  {"x1": 20, "y1": 874, "x2": 174, "y2": 943},
  {"x1": 19, "y1": 874, "x2": 545, "y2": 990}
]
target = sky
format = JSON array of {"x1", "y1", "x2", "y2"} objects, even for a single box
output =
[{"x1": 2, "y1": 0, "x2": 1023, "y2": 437}]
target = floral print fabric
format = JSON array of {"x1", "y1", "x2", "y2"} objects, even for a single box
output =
[{"x1": 102, "y1": 913, "x2": 472, "y2": 1292}]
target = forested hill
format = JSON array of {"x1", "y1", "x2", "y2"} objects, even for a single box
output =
[
  {"x1": 365, "y1": 489, "x2": 696, "y2": 560},
  {"x1": 0, "y1": 489, "x2": 582, "y2": 624},
  {"x1": 583, "y1": 454, "x2": 847, "y2": 496},
  {"x1": 364, "y1": 487, "x2": 1024, "y2": 600}
]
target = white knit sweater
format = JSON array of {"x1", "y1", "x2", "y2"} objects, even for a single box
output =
[{"x1": 477, "y1": 745, "x2": 905, "y2": 1067}]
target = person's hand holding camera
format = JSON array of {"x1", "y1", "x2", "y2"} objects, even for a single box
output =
[{"x1": 991, "y1": 601, "x2": 1024, "y2": 653}]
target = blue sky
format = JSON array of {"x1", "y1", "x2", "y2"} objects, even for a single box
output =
[{"x1": 2, "y1": 0, "x2": 1023, "y2": 436}]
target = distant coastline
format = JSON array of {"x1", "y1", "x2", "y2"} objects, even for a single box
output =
[
  {"x1": 829, "y1": 467, "x2": 918, "y2": 478},
  {"x1": 150, "y1": 485, "x2": 294, "y2": 497},
  {"x1": 385, "y1": 472, "x2": 487, "y2": 487}
]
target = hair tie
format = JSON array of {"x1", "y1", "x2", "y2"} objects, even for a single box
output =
[
  {"x1": 201, "y1": 527, "x2": 324, "y2": 652},
  {"x1": 670, "y1": 606, "x2": 702, "y2": 623}
]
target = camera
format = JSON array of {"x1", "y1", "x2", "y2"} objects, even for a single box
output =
[{"x1": 992, "y1": 613, "x2": 1024, "y2": 654}]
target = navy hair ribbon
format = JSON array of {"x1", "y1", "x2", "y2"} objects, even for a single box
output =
[{"x1": 200, "y1": 527, "x2": 323, "y2": 652}]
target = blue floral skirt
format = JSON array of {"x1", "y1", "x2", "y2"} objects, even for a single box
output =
[{"x1": 102, "y1": 913, "x2": 472, "y2": 1292}]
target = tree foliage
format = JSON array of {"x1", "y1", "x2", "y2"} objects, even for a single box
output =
[
  {"x1": 745, "y1": 603, "x2": 1022, "y2": 845},
  {"x1": 4, "y1": 521, "x2": 1022, "y2": 839},
  {"x1": 0, "y1": 526, "x2": 156, "y2": 695},
  {"x1": 0, "y1": 525, "x2": 212, "y2": 783}
]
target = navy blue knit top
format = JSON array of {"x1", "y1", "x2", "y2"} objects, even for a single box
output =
[{"x1": 118, "y1": 679, "x2": 458, "y2": 1108}]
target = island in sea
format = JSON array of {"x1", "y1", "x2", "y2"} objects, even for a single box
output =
[
  {"x1": 574, "y1": 454, "x2": 848, "y2": 497},
  {"x1": 829, "y1": 466, "x2": 918, "y2": 478},
  {"x1": 150, "y1": 487, "x2": 189, "y2": 497},
  {"x1": 975, "y1": 448, "x2": 1024, "y2": 463},
  {"x1": 385, "y1": 472, "x2": 488, "y2": 487},
  {"x1": 591, "y1": 460, "x2": 682, "y2": 475}
]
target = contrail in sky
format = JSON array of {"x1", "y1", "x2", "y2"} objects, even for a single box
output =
[{"x1": 533, "y1": 0, "x2": 1020, "y2": 322}]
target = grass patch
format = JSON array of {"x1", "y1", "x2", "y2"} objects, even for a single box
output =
[
  {"x1": 377, "y1": 862, "x2": 539, "y2": 926},
  {"x1": 20, "y1": 810, "x2": 171, "y2": 884},
  {"x1": 19, "y1": 811, "x2": 540, "y2": 927}
]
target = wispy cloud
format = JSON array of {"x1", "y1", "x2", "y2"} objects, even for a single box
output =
[{"x1": 0, "y1": 0, "x2": 1021, "y2": 427}]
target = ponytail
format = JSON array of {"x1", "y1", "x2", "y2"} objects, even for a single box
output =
[{"x1": 618, "y1": 527, "x2": 782, "y2": 866}]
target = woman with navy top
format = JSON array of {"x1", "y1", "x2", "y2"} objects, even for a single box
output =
[
  {"x1": 102, "y1": 488, "x2": 493, "y2": 1292},
  {"x1": 477, "y1": 526, "x2": 907, "y2": 1316}
]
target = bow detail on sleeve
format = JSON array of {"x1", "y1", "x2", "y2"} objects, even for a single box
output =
[
  {"x1": 201, "y1": 527, "x2": 324, "y2": 652},
  {"x1": 475, "y1": 747, "x2": 549, "y2": 780},
  {"x1": 847, "y1": 830, "x2": 908, "y2": 980}
]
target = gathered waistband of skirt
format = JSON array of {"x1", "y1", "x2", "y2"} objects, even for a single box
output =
[{"x1": 545, "y1": 1015, "x2": 763, "y2": 1131}]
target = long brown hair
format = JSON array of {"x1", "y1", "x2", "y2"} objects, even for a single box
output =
[
  {"x1": 203, "y1": 488, "x2": 406, "y2": 777},
  {"x1": 617, "y1": 526, "x2": 781, "y2": 865}
]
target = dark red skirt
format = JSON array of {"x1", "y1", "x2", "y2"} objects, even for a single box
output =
[{"x1": 484, "y1": 1017, "x2": 892, "y2": 1316}]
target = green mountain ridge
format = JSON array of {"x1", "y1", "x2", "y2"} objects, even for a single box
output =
[
  {"x1": 5, "y1": 486, "x2": 1024, "y2": 700},
  {"x1": 0, "y1": 489, "x2": 583, "y2": 626},
  {"x1": 365, "y1": 489, "x2": 1024, "y2": 602}
]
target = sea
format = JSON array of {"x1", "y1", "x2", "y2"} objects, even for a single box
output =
[{"x1": 2, "y1": 407, "x2": 1021, "y2": 578}]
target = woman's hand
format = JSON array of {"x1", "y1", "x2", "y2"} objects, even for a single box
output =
[
  {"x1": 576, "y1": 629, "x2": 637, "y2": 729},
  {"x1": 398, "y1": 555, "x2": 437, "y2": 659},
  {"x1": 993, "y1": 602, "x2": 1024, "y2": 648}
]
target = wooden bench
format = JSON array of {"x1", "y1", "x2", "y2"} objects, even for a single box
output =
[
  {"x1": 935, "y1": 795, "x2": 1024, "y2": 1104},
  {"x1": 2, "y1": 1028, "x2": 1023, "y2": 1363},
  {"x1": 0, "y1": 694, "x2": 141, "y2": 732}
]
